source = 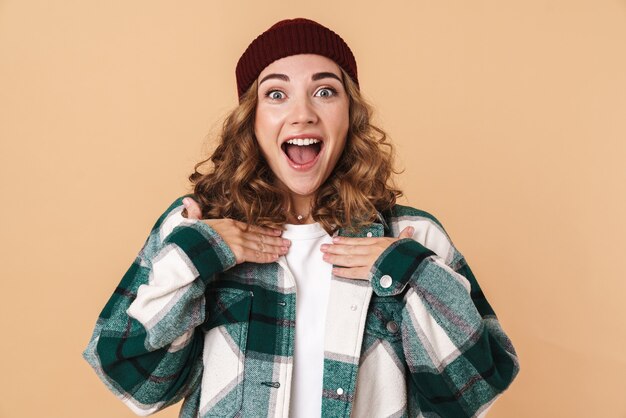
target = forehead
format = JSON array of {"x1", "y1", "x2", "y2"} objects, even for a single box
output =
[{"x1": 257, "y1": 54, "x2": 342, "y2": 79}]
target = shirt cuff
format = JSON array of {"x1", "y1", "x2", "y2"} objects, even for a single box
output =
[
  {"x1": 369, "y1": 238, "x2": 435, "y2": 296},
  {"x1": 165, "y1": 220, "x2": 237, "y2": 282}
]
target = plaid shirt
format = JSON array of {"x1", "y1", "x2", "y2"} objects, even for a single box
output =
[{"x1": 83, "y1": 196, "x2": 519, "y2": 417}]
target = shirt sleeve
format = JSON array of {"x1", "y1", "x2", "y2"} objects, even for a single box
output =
[
  {"x1": 370, "y1": 228, "x2": 519, "y2": 417},
  {"x1": 82, "y1": 196, "x2": 237, "y2": 416}
]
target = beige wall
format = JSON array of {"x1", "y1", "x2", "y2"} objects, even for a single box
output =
[{"x1": 1, "y1": 1, "x2": 625, "y2": 417}]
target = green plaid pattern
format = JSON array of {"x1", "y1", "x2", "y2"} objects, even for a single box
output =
[{"x1": 83, "y1": 197, "x2": 518, "y2": 417}]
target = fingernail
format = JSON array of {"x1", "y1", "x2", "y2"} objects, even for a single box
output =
[
  {"x1": 283, "y1": 239, "x2": 291, "y2": 246},
  {"x1": 281, "y1": 246, "x2": 288, "y2": 253},
  {"x1": 408, "y1": 227, "x2": 414, "y2": 235},
  {"x1": 182, "y1": 198, "x2": 190, "y2": 206},
  {"x1": 320, "y1": 244, "x2": 329, "y2": 252},
  {"x1": 333, "y1": 237, "x2": 341, "y2": 243}
]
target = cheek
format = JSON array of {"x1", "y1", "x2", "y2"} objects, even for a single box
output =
[
  {"x1": 253, "y1": 113, "x2": 264, "y2": 140},
  {"x1": 332, "y1": 112, "x2": 350, "y2": 148},
  {"x1": 253, "y1": 114, "x2": 273, "y2": 153},
  {"x1": 329, "y1": 111, "x2": 349, "y2": 164},
  {"x1": 254, "y1": 106, "x2": 283, "y2": 131},
  {"x1": 254, "y1": 136, "x2": 275, "y2": 165},
  {"x1": 332, "y1": 102, "x2": 350, "y2": 135}
]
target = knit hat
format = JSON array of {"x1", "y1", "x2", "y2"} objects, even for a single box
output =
[{"x1": 235, "y1": 18, "x2": 358, "y2": 100}]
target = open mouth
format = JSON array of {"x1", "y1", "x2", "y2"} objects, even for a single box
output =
[{"x1": 281, "y1": 138, "x2": 323, "y2": 167}]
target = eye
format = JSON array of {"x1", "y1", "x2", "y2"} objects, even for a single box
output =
[
  {"x1": 315, "y1": 87, "x2": 337, "y2": 98},
  {"x1": 266, "y1": 90, "x2": 286, "y2": 100}
]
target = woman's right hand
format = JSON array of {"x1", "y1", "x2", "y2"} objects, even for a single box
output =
[{"x1": 182, "y1": 197, "x2": 290, "y2": 264}]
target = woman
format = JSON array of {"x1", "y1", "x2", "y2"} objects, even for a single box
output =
[{"x1": 84, "y1": 18, "x2": 519, "y2": 417}]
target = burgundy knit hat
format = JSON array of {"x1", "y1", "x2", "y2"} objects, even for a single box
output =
[{"x1": 235, "y1": 18, "x2": 358, "y2": 100}]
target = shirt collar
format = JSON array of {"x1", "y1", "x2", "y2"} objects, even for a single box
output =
[{"x1": 337, "y1": 211, "x2": 389, "y2": 238}]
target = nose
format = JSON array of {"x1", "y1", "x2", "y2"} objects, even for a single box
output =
[{"x1": 289, "y1": 96, "x2": 318, "y2": 125}]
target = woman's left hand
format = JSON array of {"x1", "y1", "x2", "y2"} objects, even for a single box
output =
[{"x1": 320, "y1": 226, "x2": 414, "y2": 280}]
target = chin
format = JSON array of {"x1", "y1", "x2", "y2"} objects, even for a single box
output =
[{"x1": 284, "y1": 180, "x2": 321, "y2": 197}]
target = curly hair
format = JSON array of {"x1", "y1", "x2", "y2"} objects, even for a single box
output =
[{"x1": 188, "y1": 69, "x2": 402, "y2": 234}]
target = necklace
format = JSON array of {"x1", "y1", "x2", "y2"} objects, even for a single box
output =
[{"x1": 289, "y1": 210, "x2": 311, "y2": 224}]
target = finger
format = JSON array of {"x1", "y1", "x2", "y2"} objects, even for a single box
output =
[
  {"x1": 240, "y1": 232, "x2": 289, "y2": 253},
  {"x1": 398, "y1": 226, "x2": 415, "y2": 239},
  {"x1": 206, "y1": 219, "x2": 285, "y2": 247},
  {"x1": 239, "y1": 239, "x2": 288, "y2": 256},
  {"x1": 331, "y1": 236, "x2": 378, "y2": 245},
  {"x1": 240, "y1": 248, "x2": 279, "y2": 264},
  {"x1": 322, "y1": 252, "x2": 371, "y2": 268},
  {"x1": 182, "y1": 197, "x2": 202, "y2": 219},
  {"x1": 332, "y1": 267, "x2": 369, "y2": 280},
  {"x1": 182, "y1": 198, "x2": 202, "y2": 220},
  {"x1": 245, "y1": 231, "x2": 291, "y2": 248},
  {"x1": 320, "y1": 243, "x2": 370, "y2": 256},
  {"x1": 234, "y1": 221, "x2": 283, "y2": 237}
]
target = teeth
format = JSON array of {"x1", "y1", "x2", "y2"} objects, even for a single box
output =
[{"x1": 286, "y1": 138, "x2": 320, "y2": 146}]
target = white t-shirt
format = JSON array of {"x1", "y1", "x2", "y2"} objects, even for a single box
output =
[{"x1": 282, "y1": 222, "x2": 333, "y2": 418}]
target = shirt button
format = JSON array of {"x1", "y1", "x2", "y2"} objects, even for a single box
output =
[
  {"x1": 379, "y1": 275, "x2": 393, "y2": 289},
  {"x1": 350, "y1": 304, "x2": 357, "y2": 311},
  {"x1": 366, "y1": 232, "x2": 373, "y2": 238},
  {"x1": 386, "y1": 321, "x2": 399, "y2": 333},
  {"x1": 336, "y1": 387, "x2": 344, "y2": 395}
]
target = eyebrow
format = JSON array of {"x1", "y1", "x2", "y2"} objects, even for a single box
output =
[
  {"x1": 312, "y1": 72, "x2": 342, "y2": 83},
  {"x1": 259, "y1": 73, "x2": 289, "y2": 85},
  {"x1": 258, "y1": 72, "x2": 342, "y2": 85}
]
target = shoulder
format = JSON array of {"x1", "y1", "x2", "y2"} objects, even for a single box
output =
[
  {"x1": 385, "y1": 204, "x2": 448, "y2": 239},
  {"x1": 387, "y1": 204, "x2": 446, "y2": 229},
  {"x1": 147, "y1": 194, "x2": 196, "y2": 241},
  {"x1": 385, "y1": 204, "x2": 464, "y2": 268},
  {"x1": 137, "y1": 194, "x2": 236, "y2": 269}
]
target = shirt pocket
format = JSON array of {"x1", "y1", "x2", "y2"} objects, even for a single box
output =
[
  {"x1": 199, "y1": 287, "x2": 253, "y2": 418},
  {"x1": 364, "y1": 296, "x2": 404, "y2": 342}
]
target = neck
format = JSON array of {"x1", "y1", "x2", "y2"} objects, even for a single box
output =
[{"x1": 288, "y1": 194, "x2": 314, "y2": 224}]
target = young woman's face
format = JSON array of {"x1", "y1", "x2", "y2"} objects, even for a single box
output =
[{"x1": 254, "y1": 54, "x2": 350, "y2": 199}]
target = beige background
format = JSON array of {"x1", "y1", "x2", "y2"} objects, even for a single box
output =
[{"x1": 1, "y1": 1, "x2": 625, "y2": 417}]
